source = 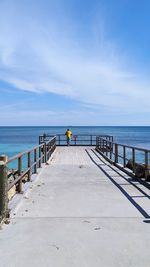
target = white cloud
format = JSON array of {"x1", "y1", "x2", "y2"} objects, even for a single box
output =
[
  {"x1": 1, "y1": 107, "x2": 149, "y2": 126},
  {"x1": 0, "y1": 0, "x2": 150, "y2": 115},
  {"x1": 0, "y1": 108, "x2": 99, "y2": 126}
]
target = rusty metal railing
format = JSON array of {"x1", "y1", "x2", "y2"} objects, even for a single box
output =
[
  {"x1": 96, "y1": 136, "x2": 150, "y2": 180},
  {"x1": 7, "y1": 136, "x2": 56, "y2": 192},
  {"x1": 0, "y1": 136, "x2": 56, "y2": 221}
]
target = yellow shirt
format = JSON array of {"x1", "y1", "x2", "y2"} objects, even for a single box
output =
[{"x1": 65, "y1": 130, "x2": 72, "y2": 138}]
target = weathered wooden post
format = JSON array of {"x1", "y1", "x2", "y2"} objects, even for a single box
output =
[
  {"x1": 17, "y1": 156, "x2": 22, "y2": 193},
  {"x1": 28, "y1": 152, "x2": 31, "y2": 181},
  {"x1": 0, "y1": 155, "x2": 9, "y2": 221}
]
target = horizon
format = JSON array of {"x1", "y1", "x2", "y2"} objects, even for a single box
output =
[
  {"x1": 1, "y1": 0, "x2": 150, "y2": 126},
  {"x1": 1, "y1": 125, "x2": 150, "y2": 128}
]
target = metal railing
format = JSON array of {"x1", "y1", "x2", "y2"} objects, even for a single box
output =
[
  {"x1": 39, "y1": 134, "x2": 113, "y2": 146},
  {"x1": 0, "y1": 136, "x2": 56, "y2": 221},
  {"x1": 96, "y1": 136, "x2": 150, "y2": 180}
]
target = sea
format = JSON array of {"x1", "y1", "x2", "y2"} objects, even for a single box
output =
[{"x1": 0, "y1": 126, "x2": 150, "y2": 168}]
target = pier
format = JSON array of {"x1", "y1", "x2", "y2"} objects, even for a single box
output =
[{"x1": 0, "y1": 135, "x2": 150, "y2": 267}]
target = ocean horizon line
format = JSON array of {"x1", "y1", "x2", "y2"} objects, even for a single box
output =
[{"x1": 0, "y1": 125, "x2": 150, "y2": 128}]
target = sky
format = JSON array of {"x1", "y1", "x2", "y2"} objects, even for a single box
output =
[{"x1": 0, "y1": 0, "x2": 150, "y2": 126}]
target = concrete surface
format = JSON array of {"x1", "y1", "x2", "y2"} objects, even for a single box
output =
[{"x1": 0, "y1": 147, "x2": 150, "y2": 267}]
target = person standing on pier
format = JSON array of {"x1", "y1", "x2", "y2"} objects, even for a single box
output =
[{"x1": 65, "y1": 129, "x2": 72, "y2": 146}]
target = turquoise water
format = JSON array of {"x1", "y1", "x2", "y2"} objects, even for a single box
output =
[
  {"x1": 1, "y1": 126, "x2": 150, "y2": 154},
  {"x1": 0, "y1": 126, "x2": 150, "y2": 168}
]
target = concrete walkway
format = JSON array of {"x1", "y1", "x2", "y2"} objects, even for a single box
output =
[{"x1": 0, "y1": 147, "x2": 150, "y2": 267}]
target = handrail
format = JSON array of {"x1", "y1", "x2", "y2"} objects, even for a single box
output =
[
  {"x1": 0, "y1": 135, "x2": 57, "y2": 221},
  {"x1": 7, "y1": 136, "x2": 56, "y2": 192},
  {"x1": 96, "y1": 136, "x2": 150, "y2": 180},
  {"x1": 39, "y1": 134, "x2": 113, "y2": 146},
  {"x1": 99, "y1": 137, "x2": 150, "y2": 152}
]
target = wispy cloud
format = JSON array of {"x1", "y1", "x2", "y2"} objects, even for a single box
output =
[
  {"x1": 0, "y1": 0, "x2": 150, "y2": 116},
  {"x1": 0, "y1": 108, "x2": 98, "y2": 126}
]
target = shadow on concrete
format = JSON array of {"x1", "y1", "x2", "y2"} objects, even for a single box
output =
[
  {"x1": 91, "y1": 149, "x2": 150, "y2": 200},
  {"x1": 143, "y1": 220, "x2": 150, "y2": 223},
  {"x1": 85, "y1": 149, "x2": 150, "y2": 219}
]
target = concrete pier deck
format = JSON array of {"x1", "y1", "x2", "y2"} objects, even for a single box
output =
[{"x1": 0, "y1": 147, "x2": 150, "y2": 267}]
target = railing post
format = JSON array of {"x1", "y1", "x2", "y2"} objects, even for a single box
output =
[
  {"x1": 123, "y1": 146, "x2": 126, "y2": 167},
  {"x1": 106, "y1": 139, "x2": 108, "y2": 157},
  {"x1": 115, "y1": 144, "x2": 118, "y2": 163},
  {"x1": 47, "y1": 143, "x2": 50, "y2": 160},
  {"x1": 39, "y1": 147, "x2": 41, "y2": 168},
  {"x1": 44, "y1": 143, "x2": 47, "y2": 163},
  {"x1": 132, "y1": 148, "x2": 135, "y2": 173},
  {"x1": 42, "y1": 144, "x2": 45, "y2": 163},
  {"x1": 145, "y1": 151, "x2": 148, "y2": 180},
  {"x1": 34, "y1": 148, "x2": 37, "y2": 173},
  {"x1": 109, "y1": 141, "x2": 112, "y2": 160},
  {"x1": 54, "y1": 136, "x2": 57, "y2": 150},
  {"x1": 0, "y1": 155, "x2": 9, "y2": 221},
  {"x1": 17, "y1": 156, "x2": 22, "y2": 193},
  {"x1": 53, "y1": 137, "x2": 56, "y2": 152},
  {"x1": 108, "y1": 137, "x2": 111, "y2": 158},
  {"x1": 28, "y1": 152, "x2": 31, "y2": 181},
  {"x1": 75, "y1": 136, "x2": 77, "y2": 146}
]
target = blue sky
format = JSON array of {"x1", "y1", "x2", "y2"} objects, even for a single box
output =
[{"x1": 0, "y1": 0, "x2": 150, "y2": 126}]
